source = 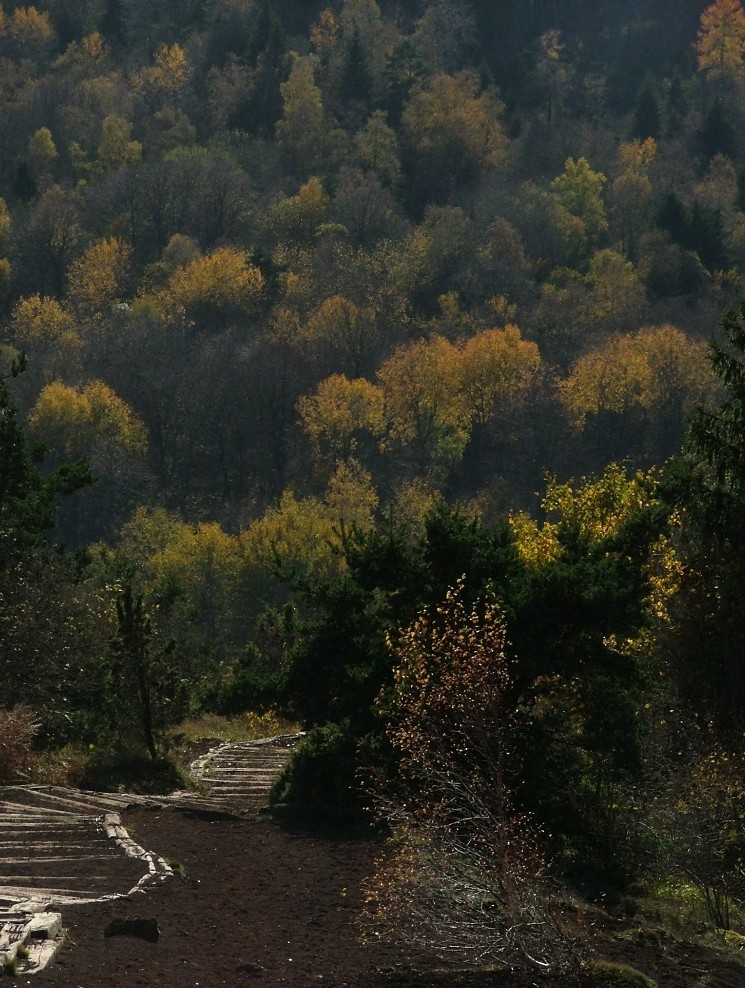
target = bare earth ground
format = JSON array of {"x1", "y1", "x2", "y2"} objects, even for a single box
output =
[{"x1": 25, "y1": 804, "x2": 745, "y2": 988}]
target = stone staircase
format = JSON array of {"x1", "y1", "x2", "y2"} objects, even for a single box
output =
[
  {"x1": 0, "y1": 786, "x2": 172, "y2": 976},
  {"x1": 0, "y1": 733, "x2": 303, "y2": 975},
  {"x1": 177, "y1": 733, "x2": 302, "y2": 813}
]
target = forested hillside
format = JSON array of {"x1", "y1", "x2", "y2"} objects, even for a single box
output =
[{"x1": 4, "y1": 0, "x2": 745, "y2": 974}]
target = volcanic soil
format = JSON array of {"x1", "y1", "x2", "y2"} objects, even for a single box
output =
[{"x1": 24, "y1": 803, "x2": 745, "y2": 988}]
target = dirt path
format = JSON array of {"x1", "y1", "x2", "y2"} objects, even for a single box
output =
[
  {"x1": 4, "y1": 737, "x2": 745, "y2": 987},
  {"x1": 0, "y1": 736, "x2": 299, "y2": 976}
]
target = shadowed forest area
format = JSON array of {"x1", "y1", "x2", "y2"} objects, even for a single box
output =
[{"x1": 4, "y1": 0, "x2": 745, "y2": 981}]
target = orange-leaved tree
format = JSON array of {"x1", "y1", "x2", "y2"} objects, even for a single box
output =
[
  {"x1": 697, "y1": 0, "x2": 745, "y2": 85},
  {"x1": 364, "y1": 581, "x2": 575, "y2": 973}
]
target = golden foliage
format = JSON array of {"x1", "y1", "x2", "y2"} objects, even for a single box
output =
[
  {"x1": 510, "y1": 463, "x2": 657, "y2": 566},
  {"x1": 270, "y1": 176, "x2": 330, "y2": 243},
  {"x1": 240, "y1": 489, "x2": 339, "y2": 575},
  {"x1": 10, "y1": 294, "x2": 76, "y2": 345},
  {"x1": 697, "y1": 0, "x2": 745, "y2": 81},
  {"x1": 118, "y1": 507, "x2": 244, "y2": 625},
  {"x1": 377, "y1": 334, "x2": 469, "y2": 466},
  {"x1": 559, "y1": 325, "x2": 713, "y2": 429},
  {"x1": 402, "y1": 70, "x2": 506, "y2": 182},
  {"x1": 617, "y1": 138, "x2": 657, "y2": 173},
  {"x1": 29, "y1": 379, "x2": 148, "y2": 456},
  {"x1": 66, "y1": 237, "x2": 132, "y2": 318},
  {"x1": 458, "y1": 324, "x2": 542, "y2": 426},
  {"x1": 133, "y1": 43, "x2": 191, "y2": 101},
  {"x1": 164, "y1": 247, "x2": 265, "y2": 328},
  {"x1": 325, "y1": 457, "x2": 378, "y2": 529},
  {"x1": 297, "y1": 373, "x2": 385, "y2": 460}
]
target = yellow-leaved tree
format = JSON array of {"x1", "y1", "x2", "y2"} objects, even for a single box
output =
[
  {"x1": 10, "y1": 294, "x2": 77, "y2": 346},
  {"x1": 66, "y1": 236, "x2": 133, "y2": 322},
  {"x1": 28, "y1": 379, "x2": 147, "y2": 458},
  {"x1": 117, "y1": 506, "x2": 246, "y2": 644},
  {"x1": 297, "y1": 373, "x2": 386, "y2": 465},
  {"x1": 162, "y1": 246, "x2": 265, "y2": 331},
  {"x1": 697, "y1": 0, "x2": 745, "y2": 84},
  {"x1": 377, "y1": 334, "x2": 469, "y2": 474},
  {"x1": 559, "y1": 325, "x2": 715, "y2": 436},
  {"x1": 458, "y1": 325, "x2": 542, "y2": 428},
  {"x1": 401, "y1": 70, "x2": 506, "y2": 202}
]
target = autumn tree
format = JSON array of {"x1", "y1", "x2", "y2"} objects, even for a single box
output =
[
  {"x1": 377, "y1": 334, "x2": 469, "y2": 476},
  {"x1": 458, "y1": 325, "x2": 542, "y2": 428},
  {"x1": 451, "y1": 324, "x2": 544, "y2": 488},
  {"x1": 268, "y1": 176, "x2": 330, "y2": 244},
  {"x1": 0, "y1": 357, "x2": 91, "y2": 548},
  {"x1": 132, "y1": 42, "x2": 191, "y2": 109},
  {"x1": 9, "y1": 294, "x2": 76, "y2": 347},
  {"x1": 28, "y1": 379, "x2": 147, "y2": 459},
  {"x1": 401, "y1": 71, "x2": 506, "y2": 205},
  {"x1": 559, "y1": 325, "x2": 714, "y2": 463},
  {"x1": 550, "y1": 157, "x2": 608, "y2": 256},
  {"x1": 0, "y1": 6, "x2": 56, "y2": 66},
  {"x1": 365, "y1": 581, "x2": 573, "y2": 972},
  {"x1": 275, "y1": 54, "x2": 329, "y2": 176},
  {"x1": 697, "y1": 0, "x2": 745, "y2": 86},
  {"x1": 66, "y1": 236, "x2": 133, "y2": 321},
  {"x1": 583, "y1": 248, "x2": 646, "y2": 332},
  {"x1": 297, "y1": 372, "x2": 385, "y2": 466},
  {"x1": 28, "y1": 379, "x2": 148, "y2": 542},
  {"x1": 161, "y1": 246, "x2": 265, "y2": 331},
  {"x1": 112, "y1": 505, "x2": 256, "y2": 658}
]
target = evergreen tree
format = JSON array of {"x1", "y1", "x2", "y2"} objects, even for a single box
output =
[
  {"x1": 342, "y1": 27, "x2": 373, "y2": 107},
  {"x1": 631, "y1": 79, "x2": 661, "y2": 140},
  {"x1": 666, "y1": 301, "x2": 745, "y2": 737},
  {"x1": 0, "y1": 356, "x2": 91, "y2": 550},
  {"x1": 696, "y1": 100, "x2": 738, "y2": 166}
]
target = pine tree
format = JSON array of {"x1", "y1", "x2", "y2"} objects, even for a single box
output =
[{"x1": 0, "y1": 355, "x2": 91, "y2": 550}]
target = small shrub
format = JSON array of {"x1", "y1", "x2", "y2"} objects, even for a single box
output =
[
  {"x1": 588, "y1": 960, "x2": 658, "y2": 987},
  {"x1": 32, "y1": 743, "x2": 91, "y2": 787},
  {"x1": 0, "y1": 705, "x2": 39, "y2": 783},
  {"x1": 244, "y1": 710, "x2": 296, "y2": 739},
  {"x1": 78, "y1": 751, "x2": 185, "y2": 794},
  {"x1": 269, "y1": 722, "x2": 366, "y2": 826}
]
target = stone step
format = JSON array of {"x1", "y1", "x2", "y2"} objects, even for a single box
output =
[
  {"x1": 0, "y1": 790, "x2": 120, "y2": 814},
  {"x1": 0, "y1": 845, "x2": 119, "y2": 867},
  {"x1": 0, "y1": 733, "x2": 302, "y2": 972},
  {"x1": 0, "y1": 884, "x2": 110, "y2": 898}
]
